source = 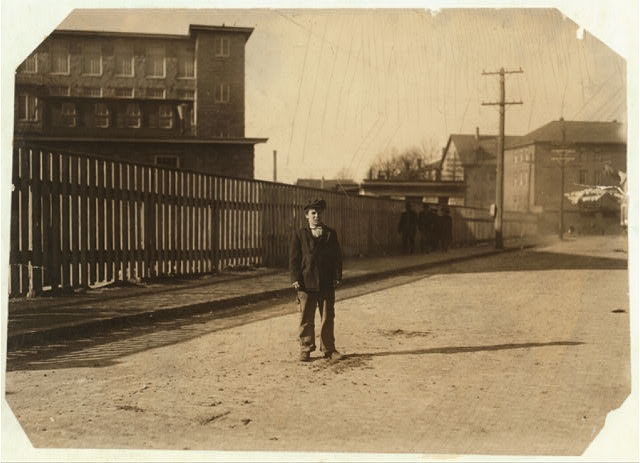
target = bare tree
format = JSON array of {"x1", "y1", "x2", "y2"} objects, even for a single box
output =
[{"x1": 368, "y1": 140, "x2": 440, "y2": 180}]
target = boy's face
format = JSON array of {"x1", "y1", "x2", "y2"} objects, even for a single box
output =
[{"x1": 305, "y1": 208, "x2": 323, "y2": 227}]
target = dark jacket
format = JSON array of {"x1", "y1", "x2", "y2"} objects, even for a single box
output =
[
  {"x1": 289, "y1": 224, "x2": 343, "y2": 292},
  {"x1": 398, "y1": 210, "x2": 418, "y2": 235}
]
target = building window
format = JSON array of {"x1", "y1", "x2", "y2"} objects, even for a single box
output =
[
  {"x1": 115, "y1": 87, "x2": 135, "y2": 98},
  {"x1": 214, "y1": 83, "x2": 230, "y2": 103},
  {"x1": 177, "y1": 50, "x2": 195, "y2": 78},
  {"x1": 50, "y1": 86, "x2": 70, "y2": 96},
  {"x1": 125, "y1": 103, "x2": 141, "y2": 128},
  {"x1": 114, "y1": 44, "x2": 134, "y2": 77},
  {"x1": 216, "y1": 37, "x2": 230, "y2": 57},
  {"x1": 82, "y1": 44, "x2": 102, "y2": 75},
  {"x1": 146, "y1": 46, "x2": 165, "y2": 78},
  {"x1": 51, "y1": 43, "x2": 69, "y2": 74},
  {"x1": 155, "y1": 156, "x2": 179, "y2": 168},
  {"x1": 61, "y1": 102, "x2": 77, "y2": 127},
  {"x1": 23, "y1": 53, "x2": 38, "y2": 73},
  {"x1": 17, "y1": 94, "x2": 38, "y2": 121},
  {"x1": 147, "y1": 88, "x2": 165, "y2": 99},
  {"x1": 159, "y1": 104, "x2": 173, "y2": 129},
  {"x1": 82, "y1": 87, "x2": 103, "y2": 98},
  {"x1": 593, "y1": 170, "x2": 602, "y2": 186},
  {"x1": 95, "y1": 103, "x2": 110, "y2": 128},
  {"x1": 177, "y1": 89, "x2": 195, "y2": 100},
  {"x1": 579, "y1": 170, "x2": 588, "y2": 185}
]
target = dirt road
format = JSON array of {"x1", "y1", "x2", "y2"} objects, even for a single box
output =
[{"x1": 3, "y1": 235, "x2": 632, "y2": 457}]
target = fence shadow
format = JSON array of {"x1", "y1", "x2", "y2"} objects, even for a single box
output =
[{"x1": 432, "y1": 249, "x2": 627, "y2": 275}]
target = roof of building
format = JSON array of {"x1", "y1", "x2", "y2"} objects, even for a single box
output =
[
  {"x1": 52, "y1": 23, "x2": 254, "y2": 41},
  {"x1": 444, "y1": 134, "x2": 523, "y2": 166},
  {"x1": 295, "y1": 178, "x2": 360, "y2": 191},
  {"x1": 507, "y1": 120, "x2": 627, "y2": 148},
  {"x1": 15, "y1": 135, "x2": 268, "y2": 145}
]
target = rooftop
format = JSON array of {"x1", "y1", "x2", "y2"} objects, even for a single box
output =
[{"x1": 507, "y1": 120, "x2": 627, "y2": 148}]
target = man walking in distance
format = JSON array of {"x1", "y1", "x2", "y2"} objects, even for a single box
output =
[
  {"x1": 289, "y1": 198, "x2": 343, "y2": 362},
  {"x1": 417, "y1": 203, "x2": 431, "y2": 254},
  {"x1": 398, "y1": 201, "x2": 418, "y2": 254}
]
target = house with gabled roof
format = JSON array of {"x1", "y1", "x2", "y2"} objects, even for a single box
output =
[{"x1": 440, "y1": 127, "x2": 523, "y2": 208}]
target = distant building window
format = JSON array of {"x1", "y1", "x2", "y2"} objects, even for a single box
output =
[
  {"x1": 216, "y1": 37, "x2": 230, "y2": 57},
  {"x1": 579, "y1": 153, "x2": 587, "y2": 163},
  {"x1": 146, "y1": 46, "x2": 165, "y2": 78},
  {"x1": 214, "y1": 83, "x2": 230, "y2": 103},
  {"x1": 82, "y1": 44, "x2": 102, "y2": 75},
  {"x1": 593, "y1": 170, "x2": 602, "y2": 186},
  {"x1": 147, "y1": 88, "x2": 165, "y2": 99},
  {"x1": 125, "y1": 103, "x2": 141, "y2": 128},
  {"x1": 115, "y1": 88, "x2": 135, "y2": 98},
  {"x1": 114, "y1": 45, "x2": 134, "y2": 77},
  {"x1": 155, "y1": 156, "x2": 179, "y2": 168},
  {"x1": 23, "y1": 53, "x2": 38, "y2": 73},
  {"x1": 159, "y1": 104, "x2": 173, "y2": 129},
  {"x1": 177, "y1": 50, "x2": 195, "y2": 78},
  {"x1": 177, "y1": 89, "x2": 195, "y2": 100},
  {"x1": 50, "y1": 86, "x2": 70, "y2": 96},
  {"x1": 82, "y1": 87, "x2": 103, "y2": 98},
  {"x1": 61, "y1": 102, "x2": 77, "y2": 127},
  {"x1": 95, "y1": 103, "x2": 110, "y2": 128},
  {"x1": 51, "y1": 43, "x2": 69, "y2": 74},
  {"x1": 17, "y1": 94, "x2": 38, "y2": 121},
  {"x1": 579, "y1": 170, "x2": 588, "y2": 185}
]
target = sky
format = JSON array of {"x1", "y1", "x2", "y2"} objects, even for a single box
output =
[{"x1": 4, "y1": 5, "x2": 630, "y2": 185}]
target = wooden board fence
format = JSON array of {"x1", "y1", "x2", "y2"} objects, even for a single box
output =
[{"x1": 9, "y1": 146, "x2": 538, "y2": 297}]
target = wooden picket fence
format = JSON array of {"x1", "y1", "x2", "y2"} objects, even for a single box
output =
[
  {"x1": 9, "y1": 145, "x2": 408, "y2": 297},
  {"x1": 9, "y1": 145, "x2": 539, "y2": 297}
]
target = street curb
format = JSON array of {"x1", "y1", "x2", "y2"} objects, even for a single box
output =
[{"x1": 6, "y1": 244, "x2": 534, "y2": 350}]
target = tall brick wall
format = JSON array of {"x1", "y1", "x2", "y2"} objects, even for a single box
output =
[{"x1": 194, "y1": 32, "x2": 245, "y2": 138}]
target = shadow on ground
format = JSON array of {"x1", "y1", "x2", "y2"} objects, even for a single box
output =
[
  {"x1": 434, "y1": 250, "x2": 626, "y2": 275},
  {"x1": 347, "y1": 341, "x2": 585, "y2": 358}
]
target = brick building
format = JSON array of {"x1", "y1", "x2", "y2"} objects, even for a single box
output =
[
  {"x1": 504, "y1": 119, "x2": 627, "y2": 234},
  {"x1": 14, "y1": 24, "x2": 267, "y2": 178}
]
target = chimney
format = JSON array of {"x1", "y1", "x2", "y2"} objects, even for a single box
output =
[{"x1": 475, "y1": 126, "x2": 480, "y2": 141}]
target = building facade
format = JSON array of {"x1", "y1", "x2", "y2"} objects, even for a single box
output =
[
  {"x1": 14, "y1": 24, "x2": 266, "y2": 178},
  {"x1": 440, "y1": 128, "x2": 523, "y2": 209},
  {"x1": 504, "y1": 119, "x2": 627, "y2": 234}
]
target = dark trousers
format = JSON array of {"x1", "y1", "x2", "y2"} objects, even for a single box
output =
[
  {"x1": 419, "y1": 233, "x2": 430, "y2": 253},
  {"x1": 402, "y1": 233, "x2": 415, "y2": 254},
  {"x1": 297, "y1": 288, "x2": 336, "y2": 354}
]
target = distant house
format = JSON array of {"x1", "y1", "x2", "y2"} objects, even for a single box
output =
[
  {"x1": 295, "y1": 178, "x2": 360, "y2": 194},
  {"x1": 14, "y1": 24, "x2": 267, "y2": 178},
  {"x1": 504, "y1": 119, "x2": 626, "y2": 234},
  {"x1": 440, "y1": 127, "x2": 523, "y2": 208}
]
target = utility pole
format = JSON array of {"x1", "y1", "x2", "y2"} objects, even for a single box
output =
[
  {"x1": 273, "y1": 150, "x2": 277, "y2": 182},
  {"x1": 482, "y1": 67, "x2": 523, "y2": 249},
  {"x1": 551, "y1": 120, "x2": 575, "y2": 240}
]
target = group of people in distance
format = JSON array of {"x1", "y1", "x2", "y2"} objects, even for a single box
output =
[{"x1": 398, "y1": 202, "x2": 452, "y2": 255}]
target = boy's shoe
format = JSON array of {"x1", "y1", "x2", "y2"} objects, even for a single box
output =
[
  {"x1": 300, "y1": 351, "x2": 311, "y2": 362},
  {"x1": 324, "y1": 351, "x2": 344, "y2": 361}
]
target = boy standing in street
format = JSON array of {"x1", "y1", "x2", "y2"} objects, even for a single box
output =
[{"x1": 289, "y1": 198, "x2": 343, "y2": 362}]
